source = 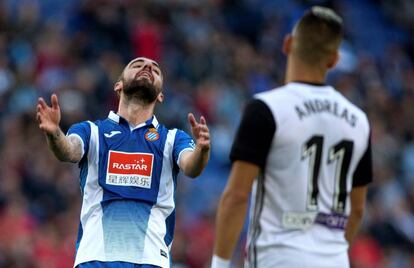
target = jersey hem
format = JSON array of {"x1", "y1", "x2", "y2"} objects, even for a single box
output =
[{"x1": 74, "y1": 258, "x2": 167, "y2": 268}]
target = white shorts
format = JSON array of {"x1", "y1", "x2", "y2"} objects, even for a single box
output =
[{"x1": 244, "y1": 246, "x2": 349, "y2": 268}]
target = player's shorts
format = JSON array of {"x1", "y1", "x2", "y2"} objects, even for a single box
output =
[
  {"x1": 245, "y1": 246, "x2": 349, "y2": 268},
  {"x1": 77, "y1": 261, "x2": 161, "y2": 268}
]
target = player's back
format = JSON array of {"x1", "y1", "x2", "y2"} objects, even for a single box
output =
[{"x1": 246, "y1": 82, "x2": 370, "y2": 265}]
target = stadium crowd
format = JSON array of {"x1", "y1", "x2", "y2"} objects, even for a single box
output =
[{"x1": 0, "y1": 0, "x2": 413, "y2": 267}]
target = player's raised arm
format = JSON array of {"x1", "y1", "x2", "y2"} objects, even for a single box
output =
[
  {"x1": 179, "y1": 113, "x2": 210, "y2": 178},
  {"x1": 36, "y1": 94, "x2": 83, "y2": 163}
]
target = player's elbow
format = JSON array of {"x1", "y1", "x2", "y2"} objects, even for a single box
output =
[
  {"x1": 350, "y1": 205, "x2": 365, "y2": 220},
  {"x1": 68, "y1": 157, "x2": 81, "y2": 163},
  {"x1": 54, "y1": 152, "x2": 81, "y2": 163},
  {"x1": 182, "y1": 163, "x2": 203, "y2": 178},
  {"x1": 56, "y1": 155, "x2": 77, "y2": 163},
  {"x1": 184, "y1": 169, "x2": 201, "y2": 179},
  {"x1": 181, "y1": 160, "x2": 207, "y2": 178},
  {"x1": 220, "y1": 188, "x2": 250, "y2": 208},
  {"x1": 54, "y1": 153, "x2": 69, "y2": 162}
]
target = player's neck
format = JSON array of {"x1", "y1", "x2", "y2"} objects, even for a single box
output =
[
  {"x1": 285, "y1": 57, "x2": 326, "y2": 85},
  {"x1": 117, "y1": 96, "x2": 156, "y2": 127}
]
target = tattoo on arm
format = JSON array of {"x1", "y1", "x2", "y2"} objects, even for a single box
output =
[
  {"x1": 67, "y1": 136, "x2": 83, "y2": 162},
  {"x1": 46, "y1": 128, "x2": 83, "y2": 163},
  {"x1": 46, "y1": 128, "x2": 62, "y2": 141}
]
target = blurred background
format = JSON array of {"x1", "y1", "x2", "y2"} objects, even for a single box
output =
[{"x1": 0, "y1": 0, "x2": 413, "y2": 267}]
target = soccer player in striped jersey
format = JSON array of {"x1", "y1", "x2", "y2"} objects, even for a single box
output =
[
  {"x1": 212, "y1": 7, "x2": 372, "y2": 268},
  {"x1": 36, "y1": 57, "x2": 210, "y2": 268}
]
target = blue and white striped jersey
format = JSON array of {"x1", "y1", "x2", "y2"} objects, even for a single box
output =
[{"x1": 67, "y1": 111, "x2": 195, "y2": 268}]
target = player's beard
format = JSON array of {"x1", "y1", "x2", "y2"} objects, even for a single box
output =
[{"x1": 122, "y1": 78, "x2": 159, "y2": 105}]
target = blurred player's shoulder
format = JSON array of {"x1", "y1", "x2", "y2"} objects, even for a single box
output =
[
  {"x1": 254, "y1": 83, "x2": 295, "y2": 102},
  {"x1": 254, "y1": 82, "x2": 329, "y2": 109}
]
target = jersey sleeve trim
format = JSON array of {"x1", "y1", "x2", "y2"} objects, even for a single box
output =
[
  {"x1": 230, "y1": 99, "x2": 276, "y2": 169},
  {"x1": 352, "y1": 131, "x2": 373, "y2": 187},
  {"x1": 177, "y1": 147, "x2": 195, "y2": 167},
  {"x1": 67, "y1": 133, "x2": 85, "y2": 159},
  {"x1": 172, "y1": 129, "x2": 195, "y2": 170}
]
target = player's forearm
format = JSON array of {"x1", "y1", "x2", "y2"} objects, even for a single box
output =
[
  {"x1": 46, "y1": 128, "x2": 82, "y2": 163},
  {"x1": 345, "y1": 208, "x2": 364, "y2": 246},
  {"x1": 182, "y1": 146, "x2": 210, "y2": 178},
  {"x1": 345, "y1": 186, "x2": 368, "y2": 246},
  {"x1": 213, "y1": 189, "x2": 249, "y2": 260}
]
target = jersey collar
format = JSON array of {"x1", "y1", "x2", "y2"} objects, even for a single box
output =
[
  {"x1": 108, "y1": 111, "x2": 159, "y2": 129},
  {"x1": 292, "y1": 80, "x2": 326, "y2": 86}
]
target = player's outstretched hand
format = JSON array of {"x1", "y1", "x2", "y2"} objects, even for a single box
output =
[
  {"x1": 36, "y1": 94, "x2": 61, "y2": 135},
  {"x1": 188, "y1": 113, "x2": 210, "y2": 152}
]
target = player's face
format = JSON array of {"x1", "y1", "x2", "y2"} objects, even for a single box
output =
[
  {"x1": 125, "y1": 57, "x2": 163, "y2": 90},
  {"x1": 119, "y1": 57, "x2": 163, "y2": 103}
]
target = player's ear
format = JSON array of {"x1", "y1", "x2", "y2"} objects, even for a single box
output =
[
  {"x1": 283, "y1": 34, "x2": 293, "y2": 55},
  {"x1": 157, "y1": 92, "x2": 164, "y2": 103},
  {"x1": 114, "y1": 81, "x2": 123, "y2": 94},
  {"x1": 327, "y1": 51, "x2": 340, "y2": 69}
]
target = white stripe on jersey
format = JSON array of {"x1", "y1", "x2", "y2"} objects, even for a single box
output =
[
  {"x1": 74, "y1": 122, "x2": 104, "y2": 267},
  {"x1": 142, "y1": 129, "x2": 177, "y2": 267}
]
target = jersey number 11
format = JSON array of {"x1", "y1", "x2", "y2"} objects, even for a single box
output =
[{"x1": 302, "y1": 135, "x2": 354, "y2": 213}]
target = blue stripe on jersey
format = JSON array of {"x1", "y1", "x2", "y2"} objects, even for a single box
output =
[
  {"x1": 102, "y1": 200, "x2": 151, "y2": 260},
  {"x1": 164, "y1": 142, "x2": 179, "y2": 247},
  {"x1": 164, "y1": 209, "x2": 175, "y2": 246},
  {"x1": 79, "y1": 158, "x2": 88, "y2": 195},
  {"x1": 76, "y1": 222, "x2": 83, "y2": 252}
]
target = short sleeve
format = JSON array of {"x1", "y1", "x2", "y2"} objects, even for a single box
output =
[
  {"x1": 230, "y1": 99, "x2": 276, "y2": 169},
  {"x1": 352, "y1": 132, "x2": 373, "y2": 187},
  {"x1": 173, "y1": 129, "x2": 195, "y2": 166},
  {"x1": 67, "y1": 121, "x2": 91, "y2": 159}
]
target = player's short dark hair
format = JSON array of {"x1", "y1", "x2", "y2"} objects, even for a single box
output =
[{"x1": 292, "y1": 6, "x2": 343, "y2": 65}]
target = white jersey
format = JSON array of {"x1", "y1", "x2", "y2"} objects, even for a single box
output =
[{"x1": 230, "y1": 82, "x2": 372, "y2": 267}]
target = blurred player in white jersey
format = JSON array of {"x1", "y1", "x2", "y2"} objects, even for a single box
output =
[
  {"x1": 212, "y1": 6, "x2": 372, "y2": 268},
  {"x1": 36, "y1": 57, "x2": 210, "y2": 268}
]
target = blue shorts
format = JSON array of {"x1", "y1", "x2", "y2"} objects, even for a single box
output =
[{"x1": 77, "y1": 261, "x2": 161, "y2": 268}]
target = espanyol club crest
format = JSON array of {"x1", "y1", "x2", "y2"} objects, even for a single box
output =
[{"x1": 145, "y1": 128, "x2": 160, "y2": 142}]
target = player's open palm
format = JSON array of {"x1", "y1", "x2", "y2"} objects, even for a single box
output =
[
  {"x1": 188, "y1": 113, "x2": 210, "y2": 152},
  {"x1": 36, "y1": 94, "x2": 61, "y2": 135}
]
